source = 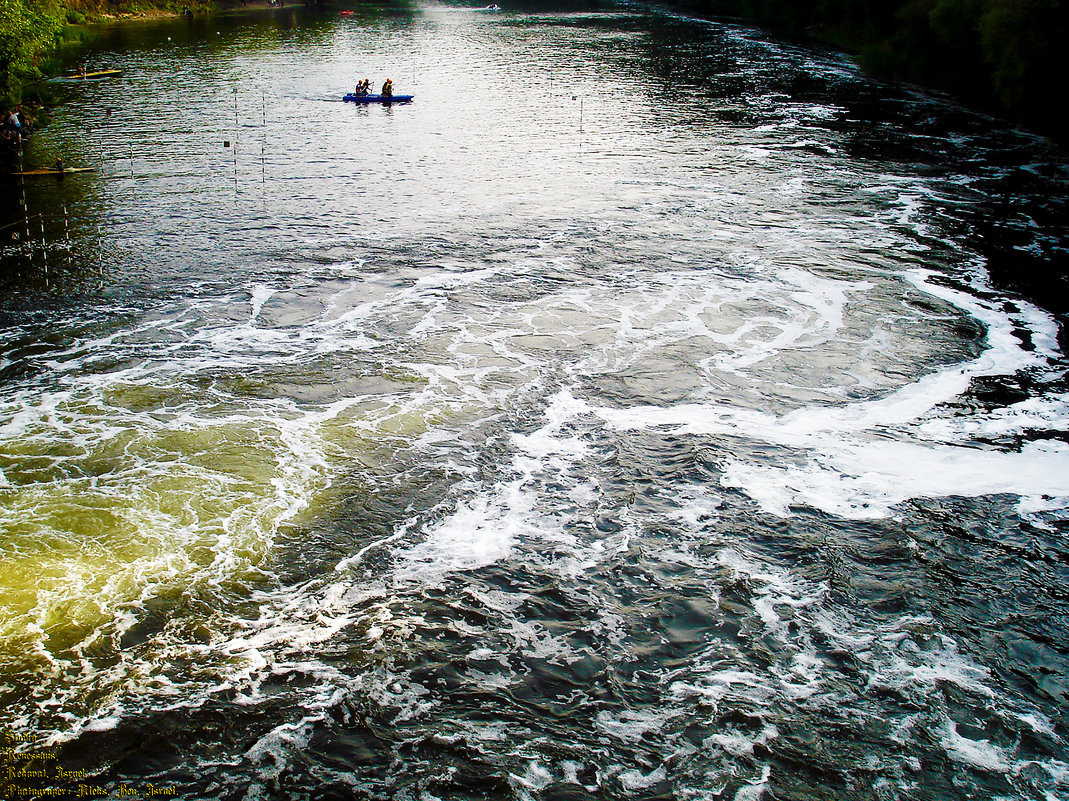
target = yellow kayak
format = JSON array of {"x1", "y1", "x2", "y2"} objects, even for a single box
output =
[
  {"x1": 12, "y1": 167, "x2": 96, "y2": 176},
  {"x1": 55, "y1": 69, "x2": 123, "y2": 81}
]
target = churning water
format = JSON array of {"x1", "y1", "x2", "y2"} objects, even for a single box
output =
[{"x1": 2, "y1": 1, "x2": 1069, "y2": 798}]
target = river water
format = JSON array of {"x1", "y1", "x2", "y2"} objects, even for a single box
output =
[{"x1": 2, "y1": 2, "x2": 1069, "y2": 798}]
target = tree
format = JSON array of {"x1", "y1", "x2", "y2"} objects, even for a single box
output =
[
  {"x1": 0, "y1": 0, "x2": 66, "y2": 106},
  {"x1": 980, "y1": 0, "x2": 1068, "y2": 130}
]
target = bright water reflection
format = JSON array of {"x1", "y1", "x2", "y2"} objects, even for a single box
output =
[{"x1": 2, "y1": 2, "x2": 1069, "y2": 799}]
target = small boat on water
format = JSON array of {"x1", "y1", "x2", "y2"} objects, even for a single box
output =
[
  {"x1": 54, "y1": 69, "x2": 123, "y2": 81},
  {"x1": 343, "y1": 93, "x2": 414, "y2": 103},
  {"x1": 12, "y1": 167, "x2": 95, "y2": 176}
]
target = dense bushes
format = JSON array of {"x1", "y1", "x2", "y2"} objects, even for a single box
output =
[
  {"x1": 693, "y1": 0, "x2": 1069, "y2": 142},
  {"x1": 1, "y1": 0, "x2": 213, "y2": 111},
  {"x1": 1, "y1": 0, "x2": 67, "y2": 105}
]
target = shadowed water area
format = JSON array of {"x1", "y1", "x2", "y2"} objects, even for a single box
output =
[{"x1": 2, "y1": 1, "x2": 1069, "y2": 798}]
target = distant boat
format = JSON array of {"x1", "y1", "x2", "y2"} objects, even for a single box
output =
[
  {"x1": 343, "y1": 93, "x2": 414, "y2": 103},
  {"x1": 339, "y1": 9, "x2": 354, "y2": 14},
  {"x1": 54, "y1": 69, "x2": 123, "y2": 81},
  {"x1": 12, "y1": 167, "x2": 95, "y2": 176}
]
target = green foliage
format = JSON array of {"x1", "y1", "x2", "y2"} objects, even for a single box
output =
[
  {"x1": 980, "y1": 0, "x2": 1066, "y2": 124},
  {"x1": 692, "y1": 0, "x2": 1069, "y2": 141},
  {"x1": 1, "y1": 0, "x2": 67, "y2": 104},
  {"x1": 2, "y1": 0, "x2": 217, "y2": 110}
]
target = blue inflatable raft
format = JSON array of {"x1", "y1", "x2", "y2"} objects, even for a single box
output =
[{"x1": 343, "y1": 93, "x2": 414, "y2": 103}]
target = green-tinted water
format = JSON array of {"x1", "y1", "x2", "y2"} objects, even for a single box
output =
[{"x1": 2, "y1": 3, "x2": 1069, "y2": 798}]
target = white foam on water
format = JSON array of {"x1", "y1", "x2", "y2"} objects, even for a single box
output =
[
  {"x1": 394, "y1": 487, "x2": 531, "y2": 583},
  {"x1": 671, "y1": 489, "x2": 723, "y2": 529},
  {"x1": 660, "y1": 530, "x2": 1063, "y2": 793},
  {"x1": 4, "y1": 50, "x2": 1068, "y2": 798},
  {"x1": 669, "y1": 670, "x2": 779, "y2": 711},
  {"x1": 1014, "y1": 712, "x2": 1057, "y2": 737},
  {"x1": 596, "y1": 709, "x2": 682, "y2": 744},
  {"x1": 511, "y1": 760, "x2": 554, "y2": 793},
  {"x1": 617, "y1": 765, "x2": 668, "y2": 792},
  {"x1": 2, "y1": 265, "x2": 532, "y2": 733},
  {"x1": 862, "y1": 618, "x2": 994, "y2": 698},
  {"x1": 1035, "y1": 761, "x2": 1069, "y2": 786},
  {"x1": 920, "y1": 392, "x2": 1069, "y2": 441},
  {"x1": 723, "y1": 438, "x2": 1069, "y2": 519},
  {"x1": 82, "y1": 717, "x2": 120, "y2": 732},
  {"x1": 586, "y1": 266, "x2": 1069, "y2": 520},
  {"x1": 732, "y1": 766, "x2": 771, "y2": 801},
  {"x1": 243, "y1": 712, "x2": 341, "y2": 800},
  {"x1": 716, "y1": 547, "x2": 826, "y2": 636},
  {"x1": 941, "y1": 721, "x2": 1012, "y2": 773},
  {"x1": 706, "y1": 725, "x2": 779, "y2": 758},
  {"x1": 511, "y1": 390, "x2": 592, "y2": 459},
  {"x1": 394, "y1": 388, "x2": 605, "y2": 585},
  {"x1": 3, "y1": 239, "x2": 1063, "y2": 791},
  {"x1": 248, "y1": 284, "x2": 277, "y2": 322}
]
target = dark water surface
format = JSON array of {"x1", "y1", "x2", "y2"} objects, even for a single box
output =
[{"x1": 2, "y1": 2, "x2": 1069, "y2": 799}]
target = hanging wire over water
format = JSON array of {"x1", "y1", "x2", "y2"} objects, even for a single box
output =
[
  {"x1": 39, "y1": 216, "x2": 48, "y2": 286},
  {"x1": 62, "y1": 205, "x2": 72, "y2": 269}
]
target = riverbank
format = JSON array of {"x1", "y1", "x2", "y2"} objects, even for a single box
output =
[
  {"x1": 1, "y1": 0, "x2": 316, "y2": 119},
  {"x1": 669, "y1": 0, "x2": 1068, "y2": 147},
  {"x1": 1, "y1": 0, "x2": 315, "y2": 172},
  {"x1": 85, "y1": 0, "x2": 307, "y2": 21}
]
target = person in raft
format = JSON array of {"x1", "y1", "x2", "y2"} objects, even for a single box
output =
[
  {"x1": 354, "y1": 78, "x2": 370, "y2": 96},
  {"x1": 381, "y1": 78, "x2": 393, "y2": 98}
]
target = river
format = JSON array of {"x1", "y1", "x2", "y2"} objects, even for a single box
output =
[{"x1": 2, "y1": 1, "x2": 1069, "y2": 798}]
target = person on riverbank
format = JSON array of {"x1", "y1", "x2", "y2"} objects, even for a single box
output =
[
  {"x1": 5, "y1": 108, "x2": 22, "y2": 141},
  {"x1": 381, "y1": 78, "x2": 393, "y2": 98}
]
